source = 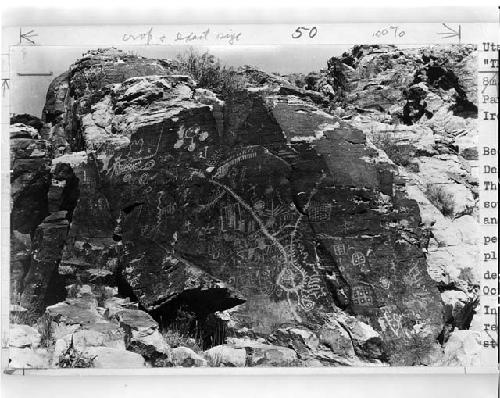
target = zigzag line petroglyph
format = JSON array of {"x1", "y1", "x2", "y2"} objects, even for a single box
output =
[{"x1": 213, "y1": 151, "x2": 258, "y2": 179}]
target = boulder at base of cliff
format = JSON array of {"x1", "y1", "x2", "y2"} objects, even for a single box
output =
[
  {"x1": 83, "y1": 346, "x2": 146, "y2": 368},
  {"x1": 171, "y1": 346, "x2": 207, "y2": 367}
]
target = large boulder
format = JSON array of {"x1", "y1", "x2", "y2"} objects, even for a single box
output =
[
  {"x1": 171, "y1": 346, "x2": 207, "y2": 367},
  {"x1": 204, "y1": 345, "x2": 246, "y2": 367},
  {"x1": 83, "y1": 347, "x2": 146, "y2": 368},
  {"x1": 110, "y1": 308, "x2": 170, "y2": 360},
  {"x1": 226, "y1": 337, "x2": 298, "y2": 366}
]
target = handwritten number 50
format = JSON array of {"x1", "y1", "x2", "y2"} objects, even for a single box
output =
[{"x1": 292, "y1": 26, "x2": 318, "y2": 39}]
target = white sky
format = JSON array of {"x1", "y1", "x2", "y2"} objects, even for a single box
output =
[{"x1": 9, "y1": 45, "x2": 348, "y2": 117}]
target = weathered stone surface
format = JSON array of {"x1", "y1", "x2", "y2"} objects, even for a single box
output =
[
  {"x1": 53, "y1": 324, "x2": 127, "y2": 359},
  {"x1": 10, "y1": 232, "x2": 31, "y2": 305},
  {"x1": 122, "y1": 255, "x2": 245, "y2": 315},
  {"x1": 436, "y1": 330, "x2": 481, "y2": 367},
  {"x1": 10, "y1": 123, "x2": 52, "y2": 234},
  {"x1": 46, "y1": 296, "x2": 103, "y2": 326},
  {"x1": 20, "y1": 216, "x2": 69, "y2": 318},
  {"x1": 10, "y1": 46, "x2": 481, "y2": 368},
  {"x1": 104, "y1": 297, "x2": 139, "y2": 317},
  {"x1": 268, "y1": 327, "x2": 321, "y2": 361},
  {"x1": 44, "y1": 288, "x2": 159, "y2": 367},
  {"x1": 9, "y1": 324, "x2": 41, "y2": 348},
  {"x1": 325, "y1": 45, "x2": 479, "y2": 365},
  {"x1": 267, "y1": 320, "x2": 382, "y2": 366},
  {"x1": 318, "y1": 322, "x2": 356, "y2": 359},
  {"x1": 11, "y1": 114, "x2": 44, "y2": 132},
  {"x1": 9, "y1": 347, "x2": 51, "y2": 369},
  {"x1": 70, "y1": 49, "x2": 439, "y2": 364},
  {"x1": 171, "y1": 346, "x2": 207, "y2": 367},
  {"x1": 110, "y1": 308, "x2": 170, "y2": 361},
  {"x1": 10, "y1": 122, "x2": 40, "y2": 139},
  {"x1": 226, "y1": 337, "x2": 298, "y2": 366},
  {"x1": 83, "y1": 346, "x2": 146, "y2": 368},
  {"x1": 77, "y1": 324, "x2": 126, "y2": 350},
  {"x1": 204, "y1": 345, "x2": 246, "y2": 367}
]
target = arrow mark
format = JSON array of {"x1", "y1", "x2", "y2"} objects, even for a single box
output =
[
  {"x1": 2, "y1": 78, "x2": 10, "y2": 97},
  {"x1": 19, "y1": 28, "x2": 38, "y2": 45},
  {"x1": 437, "y1": 23, "x2": 461, "y2": 43}
]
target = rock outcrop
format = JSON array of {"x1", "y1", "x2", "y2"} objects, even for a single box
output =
[
  {"x1": 324, "y1": 44, "x2": 480, "y2": 362},
  {"x1": 9, "y1": 45, "x2": 480, "y2": 368},
  {"x1": 10, "y1": 122, "x2": 51, "y2": 235}
]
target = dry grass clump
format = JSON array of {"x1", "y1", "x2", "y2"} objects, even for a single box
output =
[
  {"x1": 176, "y1": 49, "x2": 246, "y2": 97},
  {"x1": 372, "y1": 133, "x2": 417, "y2": 168},
  {"x1": 425, "y1": 184, "x2": 455, "y2": 217}
]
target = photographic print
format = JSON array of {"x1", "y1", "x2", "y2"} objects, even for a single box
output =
[{"x1": 5, "y1": 39, "x2": 491, "y2": 370}]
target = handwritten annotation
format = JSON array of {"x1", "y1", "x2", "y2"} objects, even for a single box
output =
[
  {"x1": 372, "y1": 26, "x2": 405, "y2": 38},
  {"x1": 122, "y1": 27, "x2": 242, "y2": 46}
]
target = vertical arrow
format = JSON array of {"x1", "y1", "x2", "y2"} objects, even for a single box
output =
[{"x1": 1, "y1": 78, "x2": 10, "y2": 97}]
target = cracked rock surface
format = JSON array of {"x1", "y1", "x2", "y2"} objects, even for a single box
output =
[{"x1": 9, "y1": 46, "x2": 480, "y2": 368}]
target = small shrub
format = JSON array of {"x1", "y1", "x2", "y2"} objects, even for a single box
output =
[
  {"x1": 57, "y1": 339, "x2": 96, "y2": 368},
  {"x1": 372, "y1": 134, "x2": 415, "y2": 167},
  {"x1": 175, "y1": 49, "x2": 246, "y2": 97},
  {"x1": 162, "y1": 329, "x2": 202, "y2": 353},
  {"x1": 406, "y1": 162, "x2": 420, "y2": 173},
  {"x1": 426, "y1": 184, "x2": 455, "y2": 217},
  {"x1": 152, "y1": 356, "x2": 174, "y2": 367},
  {"x1": 82, "y1": 65, "x2": 105, "y2": 90},
  {"x1": 10, "y1": 310, "x2": 31, "y2": 326}
]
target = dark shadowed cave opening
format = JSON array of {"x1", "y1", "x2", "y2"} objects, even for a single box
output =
[
  {"x1": 60, "y1": 175, "x2": 80, "y2": 221},
  {"x1": 115, "y1": 261, "x2": 141, "y2": 305},
  {"x1": 115, "y1": 253, "x2": 246, "y2": 350},
  {"x1": 149, "y1": 289, "x2": 245, "y2": 349},
  {"x1": 52, "y1": 162, "x2": 80, "y2": 222},
  {"x1": 43, "y1": 267, "x2": 68, "y2": 308}
]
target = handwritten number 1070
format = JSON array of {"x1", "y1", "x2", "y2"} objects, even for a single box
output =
[
  {"x1": 373, "y1": 26, "x2": 405, "y2": 38},
  {"x1": 292, "y1": 26, "x2": 318, "y2": 39}
]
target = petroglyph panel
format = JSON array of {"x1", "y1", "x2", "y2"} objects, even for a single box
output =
[{"x1": 9, "y1": 41, "x2": 489, "y2": 370}]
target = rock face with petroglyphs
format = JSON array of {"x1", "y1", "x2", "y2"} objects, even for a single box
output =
[
  {"x1": 9, "y1": 46, "x2": 479, "y2": 368},
  {"x1": 324, "y1": 44, "x2": 480, "y2": 363}
]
